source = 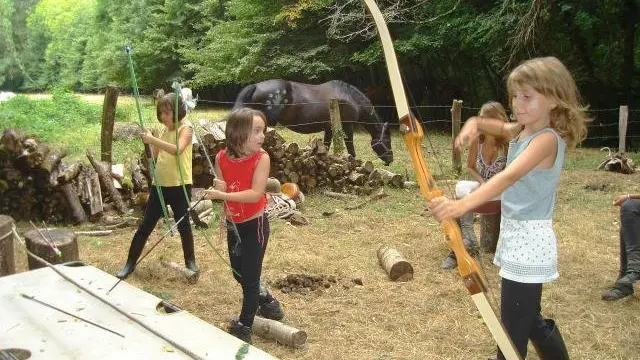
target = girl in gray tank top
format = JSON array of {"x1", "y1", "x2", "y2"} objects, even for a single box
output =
[{"x1": 430, "y1": 57, "x2": 590, "y2": 360}]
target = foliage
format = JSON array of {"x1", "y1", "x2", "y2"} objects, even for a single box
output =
[{"x1": 0, "y1": 0, "x2": 637, "y2": 121}]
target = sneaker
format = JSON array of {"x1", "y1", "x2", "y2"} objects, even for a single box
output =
[
  {"x1": 228, "y1": 320, "x2": 252, "y2": 343},
  {"x1": 257, "y1": 299, "x2": 284, "y2": 321},
  {"x1": 440, "y1": 251, "x2": 457, "y2": 270},
  {"x1": 616, "y1": 271, "x2": 640, "y2": 285},
  {"x1": 266, "y1": 195, "x2": 296, "y2": 219},
  {"x1": 602, "y1": 287, "x2": 633, "y2": 301}
]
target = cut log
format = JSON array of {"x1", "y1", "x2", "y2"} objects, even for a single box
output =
[
  {"x1": 160, "y1": 258, "x2": 199, "y2": 284},
  {"x1": 369, "y1": 168, "x2": 404, "y2": 188},
  {"x1": 252, "y1": 316, "x2": 307, "y2": 348},
  {"x1": 60, "y1": 182, "x2": 87, "y2": 224},
  {"x1": 57, "y1": 162, "x2": 82, "y2": 185},
  {"x1": 346, "y1": 187, "x2": 387, "y2": 210},
  {"x1": 377, "y1": 245, "x2": 413, "y2": 281},
  {"x1": 86, "y1": 149, "x2": 127, "y2": 214},
  {"x1": 25, "y1": 228, "x2": 79, "y2": 270},
  {"x1": 0, "y1": 128, "x2": 26, "y2": 156},
  {"x1": 0, "y1": 215, "x2": 16, "y2": 277}
]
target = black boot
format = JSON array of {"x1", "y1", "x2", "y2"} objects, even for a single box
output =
[
  {"x1": 116, "y1": 236, "x2": 146, "y2": 279},
  {"x1": 181, "y1": 235, "x2": 199, "y2": 274},
  {"x1": 532, "y1": 319, "x2": 570, "y2": 360}
]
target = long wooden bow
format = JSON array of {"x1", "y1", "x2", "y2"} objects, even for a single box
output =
[{"x1": 362, "y1": 1, "x2": 521, "y2": 359}]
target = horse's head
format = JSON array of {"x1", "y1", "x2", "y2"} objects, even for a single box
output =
[{"x1": 371, "y1": 122, "x2": 393, "y2": 165}]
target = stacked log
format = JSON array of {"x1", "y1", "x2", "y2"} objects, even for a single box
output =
[
  {"x1": 0, "y1": 129, "x2": 136, "y2": 224},
  {"x1": 193, "y1": 122, "x2": 406, "y2": 195}
]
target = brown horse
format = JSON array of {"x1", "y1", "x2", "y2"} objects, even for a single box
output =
[{"x1": 233, "y1": 79, "x2": 393, "y2": 165}]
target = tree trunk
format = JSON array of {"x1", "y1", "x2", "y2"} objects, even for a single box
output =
[{"x1": 479, "y1": 213, "x2": 501, "y2": 253}]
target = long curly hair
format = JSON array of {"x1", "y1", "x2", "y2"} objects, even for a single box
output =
[{"x1": 507, "y1": 56, "x2": 590, "y2": 149}]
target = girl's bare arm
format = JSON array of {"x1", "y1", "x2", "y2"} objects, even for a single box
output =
[
  {"x1": 456, "y1": 117, "x2": 521, "y2": 150},
  {"x1": 432, "y1": 131, "x2": 557, "y2": 220},
  {"x1": 142, "y1": 126, "x2": 193, "y2": 156}
]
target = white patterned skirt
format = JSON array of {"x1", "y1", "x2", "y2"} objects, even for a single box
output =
[{"x1": 493, "y1": 217, "x2": 559, "y2": 283}]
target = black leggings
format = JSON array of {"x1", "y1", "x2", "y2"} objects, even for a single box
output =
[
  {"x1": 132, "y1": 185, "x2": 194, "y2": 261},
  {"x1": 226, "y1": 213, "x2": 269, "y2": 328},
  {"x1": 497, "y1": 278, "x2": 552, "y2": 359}
]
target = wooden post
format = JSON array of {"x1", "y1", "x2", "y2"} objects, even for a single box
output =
[
  {"x1": 101, "y1": 86, "x2": 120, "y2": 164},
  {"x1": 377, "y1": 244, "x2": 413, "y2": 281},
  {"x1": 619, "y1": 105, "x2": 628, "y2": 153},
  {"x1": 328, "y1": 98, "x2": 346, "y2": 155},
  {"x1": 451, "y1": 99, "x2": 462, "y2": 175},
  {"x1": 0, "y1": 215, "x2": 16, "y2": 277},
  {"x1": 25, "y1": 228, "x2": 79, "y2": 270}
]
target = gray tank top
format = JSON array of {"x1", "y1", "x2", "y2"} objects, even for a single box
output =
[{"x1": 501, "y1": 128, "x2": 566, "y2": 221}]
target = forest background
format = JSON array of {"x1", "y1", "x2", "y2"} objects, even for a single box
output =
[{"x1": 0, "y1": 0, "x2": 639, "y2": 148}]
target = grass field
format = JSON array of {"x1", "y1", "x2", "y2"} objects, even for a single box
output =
[{"x1": 5, "y1": 93, "x2": 640, "y2": 360}]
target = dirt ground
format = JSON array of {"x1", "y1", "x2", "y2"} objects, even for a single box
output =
[{"x1": 9, "y1": 168, "x2": 640, "y2": 360}]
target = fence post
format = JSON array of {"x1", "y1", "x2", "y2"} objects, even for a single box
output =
[
  {"x1": 101, "y1": 86, "x2": 120, "y2": 164},
  {"x1": 451, "y1": 99, "x2": 462, "y2": 175},
  {"x1": 328, "y1": 98, "x2": 346, "y2": 155},
  {"x1": 619, "y1": 105, "x2": 628, "y2": 153}
]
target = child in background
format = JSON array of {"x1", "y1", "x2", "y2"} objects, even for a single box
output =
[
  {"x1": 116, "y1": 93, "x2": 198, "y2": 279},
  {"x1": 430, "y1": 57, "x2": 589, "y2": 359},
  {"x1": 441, "y1": 101, "x2": 509, "y2": 269},
  {"x1": 204, "y1": 108, "x2": 283, "y2": 343}
]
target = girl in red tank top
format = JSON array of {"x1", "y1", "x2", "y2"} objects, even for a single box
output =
[{"x1": 203, "y1": 108, "x2": 283, "y2": 343}]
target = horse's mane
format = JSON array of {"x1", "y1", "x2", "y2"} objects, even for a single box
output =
[
  {"x1": 233, "y1": 84, "x2": 257, "y2": 109},
  {"x1": 327, "y1": 80, "x2": 382, "y2": 125}
]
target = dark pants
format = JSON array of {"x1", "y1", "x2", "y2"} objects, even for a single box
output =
[
  {"x1": 128, "y1": 185, "x2": 195, "y2": 264},
  {"x1": 497, "y1": 278, "x2": 552, "y2": 359},
  {"x1": 227, "y1": 213, "x2": 269, "y2": 328},
  {"x1": 615, "y1": 199, "x2": 640, "y2": 290}
]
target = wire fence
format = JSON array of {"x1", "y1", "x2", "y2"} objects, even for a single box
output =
[{"x1": 196, "y1": 98, "x2": 640, "y2": 151}]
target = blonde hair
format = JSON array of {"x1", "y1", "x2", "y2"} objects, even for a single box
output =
[
  {"x1": 224, "y1": 108, "x2": 267, "y2": 158},
  {"x1": 478, "y1": 101, "x2": 509, "y2": 154},
  {"x1": 507, "y1": 56, "x2": 590, "y2": 149}
]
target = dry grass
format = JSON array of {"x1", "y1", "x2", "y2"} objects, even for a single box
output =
[{"x1": 9, "y1": 99, "x2": 640, "y2": 359}]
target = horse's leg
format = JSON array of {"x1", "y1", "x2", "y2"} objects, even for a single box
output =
[
  {"x1": 323, "y1": 129, "x2": 333, "y2": 150},
  {"x1": 345, "y1": 130, "x2": 356, "y2": 158}
]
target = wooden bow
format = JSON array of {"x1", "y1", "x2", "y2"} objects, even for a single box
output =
[{"x1": 362, "y1": 1, "x2": 521, "y2": 359}]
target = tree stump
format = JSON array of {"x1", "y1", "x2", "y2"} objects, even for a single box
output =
[
  {"x1": 0, "y1": 215, "x2": 16, "y2": 276},
  {"x1": 25, "y1": 228, "x2": 79, "y2": 270},
  {"x1": 377, "y1": 245, "x2": 413, "y2": 281},
  {"x1": 480, "y1": 213, "x2": 501, "y2": 253}
]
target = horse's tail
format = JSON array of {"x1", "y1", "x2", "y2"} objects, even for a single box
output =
[{"x1": 233, "y1": 84, "x2": 257, "y2": 109}]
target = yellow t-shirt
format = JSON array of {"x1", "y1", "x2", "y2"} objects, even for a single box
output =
[{"x1": 154, "y1": 120, "x2": 193, "y2": 186}]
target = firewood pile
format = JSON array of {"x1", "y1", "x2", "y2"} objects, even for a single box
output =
[
  {"x1": 194, "y1": 121, "x2": 405, "y2": 195},
  {"x1": 0, "y1": 128, "x2": 144, "y2": 224}
]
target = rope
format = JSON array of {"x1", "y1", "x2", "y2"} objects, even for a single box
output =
[{"x1": 10, "y1": 227, "x2": 204, "y2": 360}]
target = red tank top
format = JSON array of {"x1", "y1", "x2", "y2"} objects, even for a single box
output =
[{"x1": 216, "y1": 149, "x2": 267, "y2": 223}]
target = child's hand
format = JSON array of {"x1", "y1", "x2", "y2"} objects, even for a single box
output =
[
  {"x1": 213, "y1": 179, "x2": 227, "y2": 192},
  {"x1": 455, "y1": 117, "x2": 479, "y2": 150},
  {"x1": 139, "y1": 129, "x2": 154, "y2": 144},
  {"x1": 203, "y1": 188, "x2": 224, "y2": 200},
  {"x1": 429, "y1": 196, "x2": 463, "y2": 221}
]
